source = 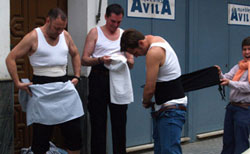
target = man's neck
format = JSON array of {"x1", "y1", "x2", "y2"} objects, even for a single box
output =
[
  {"x1": 101, "y1": 25, "x2": 120, "y2": 41},
  {"x1": 40, "y1": 26, "x2": 59, "y2": 45}
]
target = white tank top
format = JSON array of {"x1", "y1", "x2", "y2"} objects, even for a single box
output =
[
  {"x1": 92, "y1": 26, "x2": 124, "y2": 57},
  {"x1": 149, "y1": 42, "x2": 182, "y2": 82},
  {"x1": 29, "y1": 28, "x2": 68, "y2": 76}
]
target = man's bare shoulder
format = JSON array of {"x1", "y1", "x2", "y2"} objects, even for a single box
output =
[
  {"x1": 148, "y1": 46, "x2": 165, "y2": 56},
  {"x1": 62, "y1": 30, "x2": 72, "y2": 43},
  {"x1": 24, "y1": 29, "x2": 38, "y2": 43},
  {"x1": 63, "y1": 30, "x2": 72, "y2": 38},
  {"x1": 88, "y1": 27, "x2": 98, "y2": 36},
  {"x1": 85, "y1": 27, "x2": 98, "y2": 42}
]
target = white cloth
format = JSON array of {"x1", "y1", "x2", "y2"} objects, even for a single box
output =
[
  {"x1": 104, "y1": 54, "x2": 134, "y2": 104},
  {"x1": 19, "y1": 81, "x2": 84, "y2": 126}
]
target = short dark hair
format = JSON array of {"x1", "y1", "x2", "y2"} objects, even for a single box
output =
[
  {"x1": 242, "y1": 37, "x2": 250, "y2": 49},
  {"x1": 48, "y1": 8, "x2": 67, "y2": 21},
  {"x1": 106, "y1": 4, "x2": 124, "y2": 17},
  {"x1": 120, "y1": 29, "x2": 145, "y2": 52}
]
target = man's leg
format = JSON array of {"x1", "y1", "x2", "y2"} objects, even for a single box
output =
[
  {"x1": 88, "y1": 98, "x2": 108, "y2": 154},
  {"x1": 221, "y1": 104, "x2": 235, "y2": 154},
  {"x1": 88, "y1": 70, "x2": 110, "y2": 154},
  {"x1": 152, "y1": 116, "x2": 161, "y2": 154},
  {"x1": 233, "y1": 106, "x2": 250, "y2": 154},
  {"x1": 60, "y1": 117, "x2": 83, "y2": 154},
  {"x1": 158, "y1": 109, "x2": 186, "y2": 154},
  {"x1": 109, "y1": 103, "x2": 128, "y2": 154},
  {"x1": 31, "y1": 123, "x2": 53, "y2": 154}
]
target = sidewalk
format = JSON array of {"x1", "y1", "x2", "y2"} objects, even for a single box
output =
[{"x1": 129, "y1": 136, "x2": 223, "y2": 154}]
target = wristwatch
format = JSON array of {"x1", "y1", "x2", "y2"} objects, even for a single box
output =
[{"x1": 73, "y1": 76, "x2": 81, "y2": 81}]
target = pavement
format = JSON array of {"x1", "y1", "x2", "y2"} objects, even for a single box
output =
[{"x1": 129, "y1": 136, "x2": 223, "y2": 154}]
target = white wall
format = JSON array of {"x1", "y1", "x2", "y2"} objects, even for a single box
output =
[
  {"x1": 0, "y1": 0, "x2": 10, "y2": 81},
  {"x1": 88, "y1": 0, "x2": 107, "y2": 31},
  {"x1": 68, "y1": 0, "x2": 107, "y2": 76}
]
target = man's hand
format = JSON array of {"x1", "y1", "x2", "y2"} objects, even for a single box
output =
[
  {"x1": 220, "y1": 78, "x2": 230, "y2": 86},
  {"x1": 101, "y1": 56, "x2": 112, "y2": 65},
  {"x1": 71, "y1": 78, "x2": 79, "y2": 86},
  {"x1": 17, "y1": 82, "x2": 33, "y2": 96},
  {"x1": 214, "y1": 65, "x2": 222, "y2": 75},
  {"x1": 142, "y1": 100, "x2": 155, "y2": 108}
]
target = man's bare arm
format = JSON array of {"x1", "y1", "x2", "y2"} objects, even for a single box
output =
[
  {"x1": 5, "y1": 30, "x2": 36, "y2": 95},
  {"x1": 125, "y1": 52, "x2": 134, "y2": 69},
  {"x1": 143, "y1": 47, "x2": 164, "y2": 107},
  {"x1": 65, "y1": 31, "x2": 81, "y2": 85},
  {"x1": 81, "y1": 28, "x2": 101, "y2": 66}
]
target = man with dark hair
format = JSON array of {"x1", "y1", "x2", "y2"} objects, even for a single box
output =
[
  {"x1": 121, "y1": 28, "x2": 187, "y2": 154},
  {"x1": 6, "y1": 8, "x2": 83, "y2": 154},
  {"x1": 217, "y1": 36, "x2": 250, "y2": 154},
  {"x1": 48, "y1": 8, "x2": 67, "y2": 21},
  {"x1": 81, "y1": 3, "x2": 134, "y2": 154}
]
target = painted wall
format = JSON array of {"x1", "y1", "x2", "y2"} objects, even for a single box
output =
[
  {"x1": 0, "y1": 1, "x2": 14, "y2": 153},
  {"x1": 0, "y1": 0, "x2": 11, "y2": 80},
  {"x1": 68, "y1": 0, "x2": 107, "y2": 77}
]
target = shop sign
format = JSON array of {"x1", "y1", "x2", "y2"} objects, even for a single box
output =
[
  {"x1": 228, "y1": 3, "x2": 250, "y2": 26},
  {"x1": 127, "y1": 0, "x2": 175, "y2": 20}
]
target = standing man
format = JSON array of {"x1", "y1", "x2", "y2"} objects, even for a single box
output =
[
  {"x1": 81, "y1": 4, "x2": 134, "y2": 154},
  {"x1": 6, "y1": 8, "x2": 84, "y2": 154},
  {"x1": 217, "y1": 37, "x2": 250, "y2": 154},
  {"x1": 120, "y1": 29, "x2": 187, "y2": 154}
]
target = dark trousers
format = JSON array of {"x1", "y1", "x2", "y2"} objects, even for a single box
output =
[
  {"x1": 31, "y1": 118, "x2": 82, "y2": 154},
  {"x1": 88, "y1": 65, "x2": 128, "y2": 154},
  {"x1": 221, "y1": 103, "x2": 250, "y2": 154}
]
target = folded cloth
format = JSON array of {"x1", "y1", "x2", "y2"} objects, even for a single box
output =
[
  {"x1": 19, "y1": 81, "x2": 84, "y2": 126},
  {"x1": 104, "y1": 54, "x2": 134, "y2": 104}
]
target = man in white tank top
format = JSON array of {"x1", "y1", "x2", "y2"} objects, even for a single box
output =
[
  {"x1": 6, "y1": 8, "x2": 83, "y2": 154},
  {"x1": 81, "y1": 4, "x2": 134, "y2": 154},
  {"x1": 121, "y1": 29, "x2": 187, "y2": 154}
]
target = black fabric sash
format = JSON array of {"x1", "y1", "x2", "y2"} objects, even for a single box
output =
[
  {"x1": 155, "y1": 77, "x2": 185, "y2": 105},
  {"x1": 180, "y1": 66, "x2": 221, "y2": 92},
  {"x1": 152, "y1": 66, "x2": 224, "y2": 105}
]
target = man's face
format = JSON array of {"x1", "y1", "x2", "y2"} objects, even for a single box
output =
[
  {"x1": 47, "y1": 17, "x2": 67, "y2": 39},
  {"x1": 105, "y1": 13, "x2": 123, "y2": 33},
  {"x1": 242, "y1": 45, "x2": 250, "y2": 61},
  {"x1": 127, "y1": 47, "x2": 145, "y2": 57}
]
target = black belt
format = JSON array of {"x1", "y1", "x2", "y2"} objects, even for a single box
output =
[
  {"x1": 230, "y1": 102, "x2": 250, "y2": 109},
  {"x1": 32, "y1": 75, "x2": 68, "y2": 84},
  {"x1": 91, "y1": 69, "x2": 109, "y2": 75},
  {"x1": 151, "y1": 104, "x2": 187, "y2": 118}
]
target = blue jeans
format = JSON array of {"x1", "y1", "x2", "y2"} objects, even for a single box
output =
[
  {"x1": 152, "y1": 109, "x2": 186, "y2": 154},
  {"x1": 221, "y1": 104, "x2": 250, "y2": 154}
]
